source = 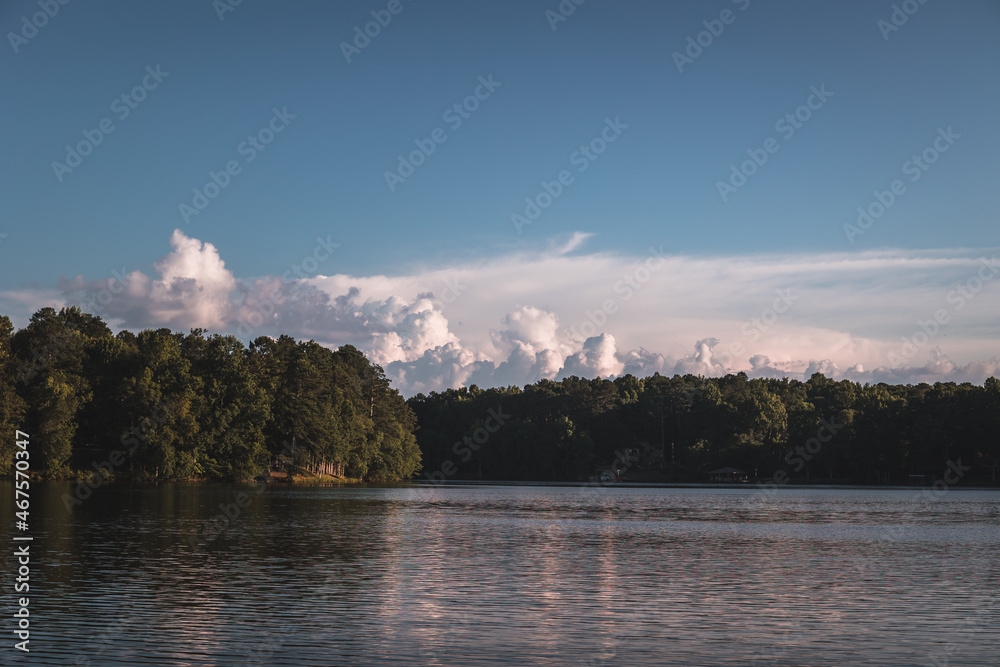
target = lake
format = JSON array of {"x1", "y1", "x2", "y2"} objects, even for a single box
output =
[{"x1": 2, "y1": 482, "x2": 998, "y2": 666}]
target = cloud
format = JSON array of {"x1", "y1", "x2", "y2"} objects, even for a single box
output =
[
  {"x1": 674, "y1": 337, "x2": 724, "y2": 376},
  {"x1": 148, "y1": 230, "x2": 237, "y2": 328},
  {"x1": 550, "y1": 231, "x2": 593, "y2": 256},
  {"x1": 559, "y1": 333, "x2": 624, "y2": 379},
  {"x1": 57, "y1": 229, "x2": 237, "y2": 330},
  {"x1": 4, "y1": 231, "x2": 999, "y2": 396},
  {"x1": 621, "y1": 347, "x2": 668, "y2": 377},
  {"x1": 491, "y1": 306, "x2": 572, "y2": 362},
  {"x1": 385, "y1": 342, "x2": 492, "y2": 397},
  {"x1": 860, "y1": 350, "x2": 1000, "y2": 386},
  {"x1": 367, "y1": 295, "x2": 460, "y2": 366}
]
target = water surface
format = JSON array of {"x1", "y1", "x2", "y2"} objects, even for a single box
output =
[{"x1": 2, "y1": 483, "x2": 998, "y2": 666}]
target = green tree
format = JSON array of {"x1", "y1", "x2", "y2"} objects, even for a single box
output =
[
  {"x1": 188, "y1": 334, "x2": 270, "y2": 480},
  {"x1": 0, "y1": 316, "x2": 27, "y2": 475},
  {"x1": 117, "y1": 328, "x2": 200, "y2": 478},
  {"x1": 10, "y1": 307, "x2": 108, "y2": 475},
  {"x1": 34, "y1": 371, "x2": 86, "y2": 475}
]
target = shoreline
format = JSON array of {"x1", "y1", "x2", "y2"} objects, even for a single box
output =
[
  {"x1": 5, "y1": 476, "x2": 998, "y2": 491},
  {"x1": 407, "y1": 479, "x2": 1000, "y2": 491}
]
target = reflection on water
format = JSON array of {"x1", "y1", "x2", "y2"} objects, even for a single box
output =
[{"x1": 1, "y1": 483, "x2": 997, "y2": 665}]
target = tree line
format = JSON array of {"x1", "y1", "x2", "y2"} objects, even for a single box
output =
[
  {"x1": 408, "y1": 372, "x2": 1000, "y2": 485},
  {"x1": 0, "y1": 307, "x2": 421, "y2": 481},
  {"x1": 3, "y1": 307, "x2": 997, "y2": 486}
]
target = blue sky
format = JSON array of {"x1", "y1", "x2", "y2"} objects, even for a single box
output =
[{"x1": 2, "y1": 0, "x2": 999, "y2": 394}]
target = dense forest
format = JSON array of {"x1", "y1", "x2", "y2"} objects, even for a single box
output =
[
  {"x1": 0, "y1": 307, "x2": 421, "y2": 481},
  {"x1": 3, "y1": 307, "x2": 998, "y2": 486},
  {"x1": 409, "y1": 372, "x2": 1000, "y2": 486}
]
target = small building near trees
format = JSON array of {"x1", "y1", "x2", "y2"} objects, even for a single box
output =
[{"x1": 708, "y1": 466, "x2": 748, "y2": 483}]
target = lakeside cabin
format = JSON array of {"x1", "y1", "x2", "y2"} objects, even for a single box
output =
[{"x1": 708, "y1": 466, "x2": 749, "y2": 483}]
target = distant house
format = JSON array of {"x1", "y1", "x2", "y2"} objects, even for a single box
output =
[{"x1": 708, "y1": 466, "x2": 748, "y2": 483}]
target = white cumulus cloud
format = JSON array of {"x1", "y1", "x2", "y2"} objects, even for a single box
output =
[{"x1": 2, "y1": 231, "x2": 996, "y2": 396}]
